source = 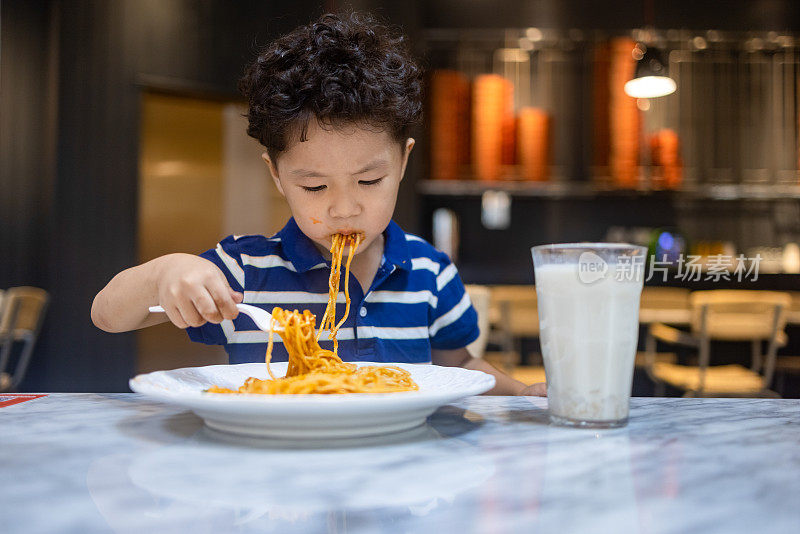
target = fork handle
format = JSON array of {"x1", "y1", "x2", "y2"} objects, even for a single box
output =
[{"x1": 148, "y1": 304, "x2": 282, "y2": 332}]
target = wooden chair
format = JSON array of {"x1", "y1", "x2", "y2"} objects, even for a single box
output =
[
  {"x1": 636, "y1": 287, "x2": 691, "y2": 367},
  {"x1": 645, "y1": 290, "x2": 790, "y2": 397},
  {"x1": 0, "y1": 289, "x2": 6, "y2": 391},
  {"x1": 486, "y1": 285, "x2": 554, "y2": 386},
  {"x1": 640, "y1": 286, "x2": 691, "y2": 311},
  {"x1": 0, "y1": 287, "x2": 50, "y2": 392},
  {"x1": 484, "y1": 285, "x2": 542, "y2": 377},
  {"x1": 465, "y1": 285, "x2": 491, "y2": 359},
  {"x1": 772, "y1": 292, "x2": 800, "y2": 395}
]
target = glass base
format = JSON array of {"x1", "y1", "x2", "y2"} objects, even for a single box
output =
[{"x1": 549, "y1": 413, "x2": 628, "y2": 429}]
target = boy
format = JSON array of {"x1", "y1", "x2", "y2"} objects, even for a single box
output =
[{"x1": 91, "y1": 12, "x2": 545, "y2": 396}]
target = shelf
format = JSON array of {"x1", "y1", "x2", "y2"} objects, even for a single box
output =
[{"x1": 417, "y1": 180, "x2": 800, "y2": 200}]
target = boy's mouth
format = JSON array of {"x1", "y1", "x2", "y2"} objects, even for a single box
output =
[{"x1": 333, "y1": 230, "x2": 364, "y2": 238}]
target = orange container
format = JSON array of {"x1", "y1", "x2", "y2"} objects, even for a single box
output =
[
  {"x1": 517, "y1": 107, "x2": 551, "y2": 181},
  {"x1": 472, "y1": 74, "x2": 513, "y2": 180},
  {"x1": 609, "y1": 38, "x2": 641, "y2": 188},
  {"x1": 430, "y1": 70, "x2": 470, "y2": 180},
  {"x1": 592, "y1": 42, "x2": 611, "y2": 175},
  {"x1": 650, "y1": 128, "x2": 683, "y2": 189}
]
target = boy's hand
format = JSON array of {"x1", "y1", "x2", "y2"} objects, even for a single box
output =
[
  {"x1": 519, "y1": 382, "x2": 547, "y2": 397},
  {"x1": 155, "y1": 253, "x2": 243, "y2": 328}
]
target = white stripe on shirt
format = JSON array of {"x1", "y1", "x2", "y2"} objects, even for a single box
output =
[
  {"x1": 225, "y1": 319, "x2": 428, "y2": 343},
  {"x1": 357, "y1": 326, "x2": 430, "y2": 340},
  {"x1": 223, "y1": 320, "x2": 356, "y2": 344},
  {"x1": 245, "y1": 291, "x2": 345, "y2": 304},
  {"x1": 241, "y1": 254, "x2": 297, "y2": 271},
  {"x1": 405, "y1": 234, "x2": 425, "y2": 242},
  {"x1": 215, "y1": 243, "x2": 245, "y2": 289},
  {"x1": 429, "y1": 292, "x2": 472, "y2": 336},
  {"x1": 436, "y1": 263, "x2": 458, "y2": 291},
  {"x1": 411, "y1": 257, "x2": 440, "y2": 275},
  {"x1": 365, "y1": 290, "x2": 437, "y2": 308}
]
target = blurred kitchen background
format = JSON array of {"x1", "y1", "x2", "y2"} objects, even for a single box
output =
[{"x1": 2, "y1": 0, "x2": 800, "y2": 396}]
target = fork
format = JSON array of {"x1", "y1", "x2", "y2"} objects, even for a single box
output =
[{"x1": 148, "y1": 303, "x2": 284, "y2": 332}]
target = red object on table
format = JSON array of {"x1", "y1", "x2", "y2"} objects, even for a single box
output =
[{"x1": 0, "y1": 394, "x2": 48, "y2": 408}]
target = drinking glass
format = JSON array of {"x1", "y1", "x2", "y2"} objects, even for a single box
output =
[{"x1": 532, "y1": 243, "x2": 647, "y2": 428}]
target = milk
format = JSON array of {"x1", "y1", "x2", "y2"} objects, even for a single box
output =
[{"x1": 535, "y1": 263, "x2": 643, "y2": 423}]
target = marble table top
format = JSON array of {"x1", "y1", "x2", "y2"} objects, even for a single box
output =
[{"x1": 1, "y1": 394, "x2": 798, "y2": 534}]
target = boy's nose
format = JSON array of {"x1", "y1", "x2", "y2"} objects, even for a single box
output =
[{"x1": 329, "y1": 194, "x2": 362, "y2": 219}]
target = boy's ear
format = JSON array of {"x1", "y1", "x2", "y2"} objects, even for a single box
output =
[
  {"x1": 262, "y1": 152, "x2": 285, "y2": 197},
  {"x1": 399, "y1": 138, "x2": 415, "y2": 182}
]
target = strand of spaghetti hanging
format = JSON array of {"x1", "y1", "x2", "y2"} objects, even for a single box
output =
[
  {"x1": 316, "y1": 232, "x2": 362, "y2": 353},
  {"x1": 316, "y1": 234, "x2": 344, "y2": 344}
]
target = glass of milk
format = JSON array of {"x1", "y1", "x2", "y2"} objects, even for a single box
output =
[{"x1": 532, "y1": 243, "x2": 647, "y2": 428}]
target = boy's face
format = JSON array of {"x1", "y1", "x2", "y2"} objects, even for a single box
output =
[{"x1": 263, "y1": 120, "x2": 414, "y2": 257}]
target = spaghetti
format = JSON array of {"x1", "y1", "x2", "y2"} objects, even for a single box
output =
[
  {"x1": 317, "y1": 232, "x2": 362, "y2": 353},
  {"x1": 207, "y1": 306, "x2": 418, "y2": 394}
]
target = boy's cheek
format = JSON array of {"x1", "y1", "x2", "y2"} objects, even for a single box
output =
[{"x1": 296, "y1": 218, "x2": 327, "y2": 240}]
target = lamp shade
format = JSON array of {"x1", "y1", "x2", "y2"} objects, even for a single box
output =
[{"x1": 624, "y1": 46, "x2": 676, "y2": 98}]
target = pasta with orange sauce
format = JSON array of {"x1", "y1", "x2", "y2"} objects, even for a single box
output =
[
  {"x1": 207, "y1": 233, "x2": 419, "y2": 395},
  {"x1": 207, "y1": 307, "x2": 418, "y2": 394}
]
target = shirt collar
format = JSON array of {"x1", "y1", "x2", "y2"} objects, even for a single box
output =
[
  {"x1": 277, "y1": 218, "x2": 327, "y2": 272},
  {"x1": 277, "y1": 217, "x2": 412, "y2": 273},
  {"x1": 383, "y1": 219, "x2": 412, "y2": 271}
]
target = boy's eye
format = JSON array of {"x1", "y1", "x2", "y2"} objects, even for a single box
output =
[
  {"x1": 302, "y1": 185, "x2": 327, "y2": 192},
  {"x1": 358, "y1": 177, "x2": 385, "y2": 186}
]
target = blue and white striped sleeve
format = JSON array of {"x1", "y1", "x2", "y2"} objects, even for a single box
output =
[
  {"x1": 429, "y1": 254, "x2": 480, "y2": 350},
  {"x1": 198, "y1": 235, "x2": 246, "y2": 293},
  {"x1": 186, "y1": 235, "x2": 245, "y2": 345}
]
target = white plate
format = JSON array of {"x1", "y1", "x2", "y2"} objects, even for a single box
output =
[{"x1": 129, "y1": 362, "x2": 495, "y2": 439}]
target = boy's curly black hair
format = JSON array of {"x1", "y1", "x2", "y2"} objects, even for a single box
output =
[{"x1": 239, "y1": 12, "x2": 423, "y2": 161}]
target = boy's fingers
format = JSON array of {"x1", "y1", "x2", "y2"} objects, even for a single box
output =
[
  {"x1": 162, "y1": 303, "x2": 188, "y2": 329},
  {"x1": 193, "y1": 292, "x2": 224, "y2": 324},
  {"x1": 207, "y1": 283, "x2": 239, "y2": 321},
  {"x1": 174, "y1": 295, "x2": 206, "y2": 328},
  {"x1": 527, "y1": 382, "x2": 547, "y2": 397},
  {"x1": 230, "y1": 288, "x2": 244, "y2": 303}
]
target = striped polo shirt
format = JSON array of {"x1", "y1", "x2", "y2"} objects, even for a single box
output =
[{"x1": 186, "y1": 217, "x2": 479, "y2": 364}]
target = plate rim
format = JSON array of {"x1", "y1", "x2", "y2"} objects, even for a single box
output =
[{"x1": 129, "y1": 361, "x2": 496, "y2": 406}]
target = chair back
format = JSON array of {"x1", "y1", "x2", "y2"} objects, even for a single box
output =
[
  {"x1": 0, "y1": 287, "x2": 50, "y2": 391},
  {"x1": 640, "y1": 287, "x2": 690, "y2": 310},
  {"x1": 689, "y1": 290, "x2": 790, "y2": 341},
  {"x1": 689, "y1": 290, "x2": 790, "y2": 393},
  {"x1": 465, "y1": 285, "x2": 491, "y2": 358},
  {"x1": 489, "y1": 285, "x2": 539, "y2": 337}
]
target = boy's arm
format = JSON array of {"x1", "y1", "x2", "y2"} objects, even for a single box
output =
[
  {"x1": 91, "y1": 253, "x2": 241, "y2": 333},
  {"x1": 431, "y1": 348, "x2": 546, "y2": 396}
]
